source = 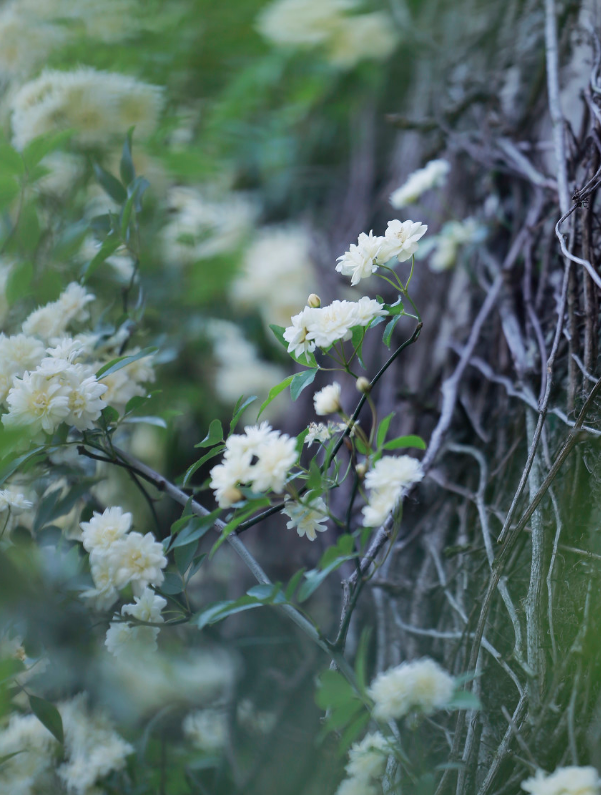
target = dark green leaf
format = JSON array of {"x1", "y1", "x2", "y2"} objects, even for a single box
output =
[
  {"x1": 182, "y1": 446, "x2": 225, "y2": 487},
  {"x1": 195, "y1": 419, "x2": 224, "y2": 448},
  {"x1": 284, "y1": 568, "x2": 306, "y2": 600},
  {"x1": 6, "y1": 261, "x2": 33, "y2": 305},
  {"x1": 229, "y1": 395, "x2": 257, "y2": 434},
  {"x1": 120, "y1": 128, "x2": 135, "y2": 186},
  {"x1": 159, "y1": 572, "x2": 184, "y2": 595},
  {"x1": 29, "y1": 695, "x2": 63, "y2": 744},
  {"x1": 448, "y1": 690, "x2": 481, "y2": 710},
  {"x1": 382, "y1": 314, "x2": 402, "y2": 348},
  {"x1": 315, "y1": 670, "x2": 355, "y2": 709},
  {"x1": 81, "y1": 232, "x2": 121, "y2": 282},
  {"x1": 376, "y1": 412, "x2": 395, "y2": 449},
  {"x1": 171, "y1": 510, "x2": 221, "y2": 548},
  {"x1": 297, "y1": 555, "x2": 355, "y2": 603},
  {"x1": 93, "y1": 163, "x2": 127, "y2": 204},
  {"x1": 22, "y1": 130, "x2": 73, "y2": 171},
  {"x1": 175, "y1": 541, "x2": 197, "y2": 575},
  {"x1": 0, "y1": 176, "x2": 19, "y2": 210},
  {"x1": 96, "y1": 347, "x2": 157, "y2": 379},
  {"x1": 257, "y1": 376, "x2": 294, "y2": 420}
]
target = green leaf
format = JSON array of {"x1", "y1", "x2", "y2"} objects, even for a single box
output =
[
  {"x1": 196, "y1": 597, "x2": 264, "y2": 629},
  {"x1": 382, "y1": 314, "x2": 402, "y2": 348},
  {"x1": 96, "y1": 347, "x2": 157, "y2": 379},
  {"x1": 0, "y1": 658, "x2": 26, "y2": 683},
  {"x1": 175, "y1": 541, "x2": 197, "y2": 575},
  {"x1": 376, "y1": 412, "x2": 395, "y2": 449},
  {"x1": 93, "y1": 163, "x2": 127, "y2": 204},
  {"x1": 350, "y1": 326, "x2": 366, "y2": 369},
  {"x1": 448, "y1": 690, "x2": 482, "y2": 710},
  {"x1": 0, "y1": 141, "x2": 24, "y2": 177},
  {"x1": 209, "y1": 498, "x2": 270, "y2": 558},
  {"x1": 229, "y1": 395, "x2": 257, "y2": 434},
  {"x1": 120, "y1": 128, "x2": 136, "y2": 186},
  {"x1": 29, "y1": 695, "x2": 63, "y2": 744},
  {"x1": 319, "y1": 534, "x2": 355, "y2": 569},
  {"x1": 337, "y1": 713, "x2": 370, "y2": 755},
  {"x1": 171, "y1": 510, "x2": 220, "y2": 548},
  {"x1": 22, "y1": 130, "x2": 73, "y2": 170},
  {"x1": 0, "y1": 751, "x2": 24, "y2": 768},
  {"x1": 290, "y1": 368, "x2": 317, "y2": 401},
  {"x1": 81, "y1": 232, "x2": 121, "y2": 282},
  {"x1": 315, "y1": 669, "x2": 355, "y2": 709},
  {"x1": 257, "y1": 376, "x2": 294, "y2": 420},
  {"x1": 284, "y1": 567, "x2": 306, "y2": 600},
  {"x1": 354, "y1": 627, "x2": 372, "y2": 694},
  {"x1": 297, "y1": 554, "x2": 355, "y2": 603},
  {"x1": 195, "y1": 419, "x2": 224, "y2": 448},
  {"x1": 159, "y1": 572, "x2": 184, "y2": 595},
  {"x1": 0, "y1": 445, "x2": 47, "y2": 486},
  {"x1": 0, "y1": 176, "x2": 19, "y2": 210},
  {"x1": 182, "y1": 446, "x2": 225, "y2": 487},
  {"x1": 6, "y1": 261, "x2": 33, "y2": 305},
  {"x1": 382, "y1": 434, "x2": 426, "y2": 451}
]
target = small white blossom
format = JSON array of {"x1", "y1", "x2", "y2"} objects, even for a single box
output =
[
  {"x1": 107, "y1": 531, "x2": 168, "y2": 593},
  {"x1": 225, "y1": 422, "x2": 279, "y2": 458},
  {"x1": 377, "y1": 219, "x2": 428, "y2": 264},
  {"x1": 80, "y1": 555, "x2": 119, "y2": 612},
  {"x1": 209, "y1": 453, "x2": 253, "y2": 508},
  {"x1": 313, "y1": 382, "x2": 342, "y2": 415},
  {"x1": 390, "y1": 159, "x2": 450, "y2": 208},
  {"x1": 282, "y1": 493, "x2": 329, "y2": 540},
  {"x1": 57, "y1": 282, "x2": 95, "y2": 324},
  {"x1": 3, "y1": 371, "x2": 70, "y2": 436},
  {"x1": 346, "y1": 731, "x2": 390, "y2": 781},
  {"x1": 352, "y1": 296, "x2": 388, "y2": 327},
  {"x1": 122, "y1": 587, "x2": 167, "y2": 624},
  {"x1": 63, "y1": 364, "x2": 108, "y2": 430},
  {"x1": 283, "y1": 306, "x2": 319, "y2": 359},
  {"x1": 0, "y1": 489, "x2": 33, "y2": 514},
  {"x1": 368, "y1": 657, "x2": 455, "y2": 721},
  {"x1": 521, "y1": 767, "x2": 601, "y2": 795},
  {"x1": 250, "y1": 434, "x2": 298, "y2": 493},
  {"x1": 336, "y1": 230, "x2": 384, "y2": 286},
  {"x1": 81, "y1": 506, "x2": 132, "y2": 555},
  {"x1": 183, "y1": 709, "x2": 229, "y2": 754},
  {"x1": 362, "y1": 455, "x2": 424, "y2": 527},
  {"x1": 304, "y1": 422, "x2": 332, "y2": 446},
  {"x1": 306, "y1": 300, "x2": 358, "y2": 348}
]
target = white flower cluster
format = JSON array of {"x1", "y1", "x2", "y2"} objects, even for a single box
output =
[
  {"x1": 230, "y1": 225, "x2": 317, "y2": 329},
  {"x1": 284, "y1": 297, "x2": 387, "y2": 359},
  {"x1": 183, "y1": 708, "x2": 229, "y2": 754},
  {"x1": 336, "y1": 732, "x2": 390, "y2": 795},
  {"x1": 79, "y1": 506, "x2": 167, "y2": 644},
  {"x1": 336, "y1": 220, "x2": 428, "y2": 285},
  {"x1": 522, "y1": 767, "x2": 601, "y2": 795},
  {"x1": 304, "y1": 421, "x2": 334, "y2": 446},
  {"x1": 390, "y1": 159, "x2": 451, "y2": 208},
  {"x1": 257, "y1": 0, "x2": 398, "y2": 70},
  {"x1": 361, "y1": 455, "x2": 424, "y2": 527},
  {"x1": 162, "y1": 186, "x2": 256, "y2": 267},
  {"x1": 0, "y1": 693, "x2": 132, "y2": 794},
  {"x1": 0, "y1": 283, "x2": 155, "y2": 440},
  {"x1": 282, "y1": 491, "x2": 328, "y2": 540},
  {"x1": 11, "y1": 67, "x2": 164, "y2": 149},
  {"x1": 368, "y1": 657, "x2": 455, "y2": 721},
  {"x1": 210, "y1": 422, "x2": 298, "y2": 507}
]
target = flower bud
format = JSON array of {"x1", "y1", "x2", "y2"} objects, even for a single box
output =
[
  {"x1": 307, "y1": 293, "x2": 321, "y2": 308},
  {"x1": 356, "y1": 377, "x2": 371, "y2": 394},
  {"x1": 223, "y1": 486, "x2": 243, "y2": 505},
  {"x1": 356, "y1": 463, "x2": 367, "y2": 479}
]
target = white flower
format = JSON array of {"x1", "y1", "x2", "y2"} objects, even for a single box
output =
[
  {"x1": 58, "y1": 694, "x2": 133, "y2": 794},
  {"x1": 390, "y1": 159, "x2": 450, "y2": 208},
  {"x1": 81, "y1": 506, "x2": 132, "y2": 555},
  {"x1": 81, "y1": 556, "x2": 119, "y2": 612},
  {"x1": 183, "y1": 709, "x2": 229, "y2": 754},
  {"x1": 107, "y1": 531, "x2": 167, "y2": 593},
  {"x1": 97, "y1": 366, "x2": 145, "y2": 415},
  {"x1": 362, "y1": 455, "x2": 424, "y2": 527},
  {"x1": 304, "y1": 422, "x2": 332, "y2": 446},
  {"x1": 210, "y1": 453, "x2": 253, "y2": 508},
  {"x1": 522, "y1": 767, "x2": 601, "y2": 795},
  {"x1": 307, "y1": 300, "x2": 359, "y2": 348},
  {"x1": 428, "y1": 218, "x2": 487, "y2": 272},
  {"x1": 283, "y1": 306, "x2": 319, "y2": 359},
  {"x1": 22, "y1": 302, "x2": 68, "y2": 340},
  {"x1": 3, "y1": 371, "x2": 70, "y2": 436},
  {"x1": 336, "y1": 778, "x2": 379, "y2": 795},
  {"x1": 336, "y1": 230, "x2": 384, "y2": 286},
  {"x1": 122, "y1": 587, "x2": 166, "y2": 624},
  {"x1": 257, "y1": 0, "x2": 356, "y2": 48},
  {"x1": 0, "y1": 333, "x2": 45, "y2": 378},
  {"x1": 346, "y1": 731, "x2": 390, "y2": 781},
  {"x1": 282, "y1": 493, "x2": 329, "y2": 540},
  {"x1": 250, "y1": 433, "x2": 298, "y2": 493},
  {"x1": 367, "y1": 657, "x2": 455, "y2": 721},
  {"x1": 63, "y1": 364, "x2": 108, "y2": 430},
  {"x1": 313, "y1": 382, "x2": 342, "y2": 415},
  {"x1": 377, "y1": 219, "x2": 428, "y2": 263},
  {"x1": 57, "y1": 282, "x2": 95, "y2": 323},
  {"x1": 225, "y1": 422, "x2": 279, "y2": 458},
  {"x1": 0, "y1": 711, "x2": 58, "y2": 791},
  {"x1": 0, "y1": 489, "x2": 33, "y2": 514},
  {"x1": 229, "y1": 225, "x2": 316, "y2": 329},
  {"x1": 326, "y1": 12, "x2": 398, "y2": 69},
  {"x1": 353, "y1": 296, "x2": 388, "y2": 327}
]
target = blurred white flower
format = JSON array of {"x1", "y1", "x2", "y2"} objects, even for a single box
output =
[
  {"x1": 390, "y1": 160, "x2": 450, "y2": 208},
  {"x1": 522, "y1": 767, "x2": 601, "y2": 795},
  {"x1": 345, "y1": 731, "x2": 390, "y2": 781},
  {"x1": 230, "y1": 225, "x2": 316, "y2": 329},
  {"x1": 257, "y1": 0, "x2": 356, "y2": 48},
  {"x1": 0, "y1": 711, "x2": 58, "y2": 793},
  {"x1": 368, "y1": 657, "x2": 455, "y2": 721},
  {"x1": 362, "y1": 455, "x2": 424, "y2": 527},
  {"x1": 0, "y1": 488, "x2": 33, "y2": 514},
  {"x1": 81, "y1": 506, "x2": 133, "y2": 555},
  {"x1": 336, "y1": 231, "x2": 383, "y2": 286},
  {"x1": 313, "y1": 381, "x2": 341, "y2": 415},
  {"x1": 428, "y1": 218, "x2": 487, "y2": 272},
  {"x1": 336, "y1": 777, "x2": 379, "y2": 795},
  {"x1": 122, "y1": 586, "x2": 166, "y2": 623},
  {"x1": 282, "y1": 492, "x2": 329, "y2": 540},
  {"x1": 107, "y1": 531, "x2": 168, "y2": 593},
  {"x1": 22, "y1": 282, "x2": 94, "y2": 340},
  {"x1": 327, "y1": 12, "x2": 399, "y2": 69},
  {"x1": 63, "y1": 364, "x2": 108, "y2": 430},
  {"x1": 183, "y1": 709, "x2": 229, "y2": 754}
]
